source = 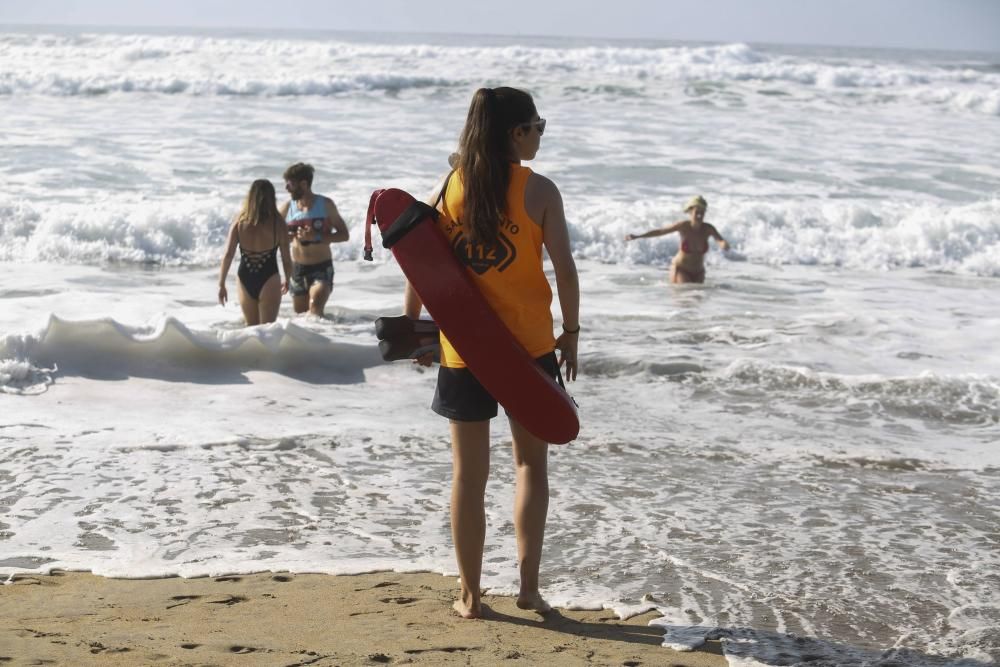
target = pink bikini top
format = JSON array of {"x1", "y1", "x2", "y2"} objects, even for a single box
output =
[{"x1": 681, "y1": 238, "x2": 709, "y2": 254}]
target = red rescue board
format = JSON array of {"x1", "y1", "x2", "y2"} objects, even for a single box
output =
[{"x1": 364, "y1": 188, "x2": 578, "y2": 444}]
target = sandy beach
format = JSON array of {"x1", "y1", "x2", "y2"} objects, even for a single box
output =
[{"x1": 0, "y1": 571, "x2": 727, "y2": 666}]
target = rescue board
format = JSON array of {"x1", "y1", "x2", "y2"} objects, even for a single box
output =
[{"x1": 363, "y1": 188, "x2": 579, "y2": 444}]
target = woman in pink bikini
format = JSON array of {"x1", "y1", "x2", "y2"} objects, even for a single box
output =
[{"x1": 625, "y1": 195, "x2": 729, "y2": 283}]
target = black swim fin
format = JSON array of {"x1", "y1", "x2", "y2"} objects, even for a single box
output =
[
  {"x1": 374, "y1": 315, "x2": 440, "y2": 340},
  {"x1": 373, "y1": 316, "x2": 441, "y2": 362}
]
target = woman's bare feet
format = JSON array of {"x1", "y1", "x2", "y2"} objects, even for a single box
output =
[
  {"x1": 453, "y1": 599, "x2": 484, "y2": 618},
  {"x1": 516, "y1": 591, "x2": 552, "y2": 614},
  {"x1": 453, "y1": 591, "x2": 483, "y2": 619}
]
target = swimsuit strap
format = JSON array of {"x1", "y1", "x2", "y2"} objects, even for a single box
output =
[
  {"x1": 240, "y1": 246, "x2": 276, "y2": 272},
  {"x1": 239, "y1": 218, "x2": 280, "y2": 272}
]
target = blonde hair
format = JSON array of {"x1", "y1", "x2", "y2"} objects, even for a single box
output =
[
  {"x1": 685, "y1": 195, "x2": 708, "y2": 212},
  {"x1": 236, "y1": 179, "x2": 282, "y2": 227}
]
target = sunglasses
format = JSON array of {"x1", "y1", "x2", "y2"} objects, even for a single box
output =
[{"x1": 520, "y1": 118, "x2": 546, "y2": 135}]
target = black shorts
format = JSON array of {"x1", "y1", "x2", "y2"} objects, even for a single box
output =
[
  {"x1": 432, "y1": 351, "x2": 560, "y2": 422},
  {"x1": 289, "y1": 259, "x2": 334, "y2": 297}
]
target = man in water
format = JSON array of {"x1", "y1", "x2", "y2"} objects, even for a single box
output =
[{"x1": 279, "y1": 163, "x2": 350, "y2": 317}]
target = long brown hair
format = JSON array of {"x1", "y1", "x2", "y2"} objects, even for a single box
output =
[
  {"x1": 456, "y1": 87, "x2": 537, "y2": 245},
  {"x1": 236, "y1": 179, "x2": 282, "y2": 227}
]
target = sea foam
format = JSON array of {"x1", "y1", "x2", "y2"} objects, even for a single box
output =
[
  {"x1": 2, "y1": 32, "x2": 998, "y2": 116},
  {"x1": 3, "y1": 194, "x2": 999, "y2": 276}
]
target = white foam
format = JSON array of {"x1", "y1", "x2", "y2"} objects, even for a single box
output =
[
  {"x1": 0, "y1": 314, "x2": 383, "y2": 388},
  {"x1": 2, "y1": 31, "x2": 999, "y2": 116},
  {"x1": 3, "y1": 193, "x2": 999, "y2": 276},
  {"x1": 0, "y1": 358, "x2": 54, "y2": 395},
  {"x1": 610, "y1": 197, "x2": 1000, "y2": 277}
]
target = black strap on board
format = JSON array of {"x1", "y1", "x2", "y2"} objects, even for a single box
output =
[{"x1": 381, "y1": 200, "x2": 439, "y2": 249}]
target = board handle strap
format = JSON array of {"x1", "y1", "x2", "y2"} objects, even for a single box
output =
[{"x1": 362, "y1": 189, "x2": 383, "y2": 261}]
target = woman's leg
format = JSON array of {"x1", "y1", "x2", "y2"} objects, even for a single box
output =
[
  {"x1": 450, "y1": 419, "x2": 491, "y2": 618},
  {"x1": 236, "y1": 280, "x2": 260, "y2": 326},
  {"x1": 509, "y1": 418, "x2": 551, "y2": 612},
  {"x1": 257, "y1": 274, "x2": 282, "y2": 324}
]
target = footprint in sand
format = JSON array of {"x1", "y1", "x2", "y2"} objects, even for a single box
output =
[
  {"x1": 20, "y1": 628, "x2": 65, "y2": 639},
  {"x1": 404, "y1": 646, "x2": 477, "y2": 656},
  {"x1": 272, "y1": 574, "x2": 293, "y2": 582},
  {"x1": 166, "y1": 595, "x2": 201, "y2": 609},
  {"x1": 229, "y1": 646, "x2": 259, "y2": 654},
  {"x1": 354, "y1": 581, "x2": 395, "y2": 592},
  {"x1": 88, "y1": 641, "x2": 130, "y2": 655},
  {"x1": 214, "y1": 576, "x2": 242, "y2": 583},
  {"x1": 207, "y1": 595, "x2": 247, "y2": 606}
]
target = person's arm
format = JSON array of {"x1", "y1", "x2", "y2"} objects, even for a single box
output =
[
  {"x1": 218, "y1": 220, "x2": 239, "y2": 306},
  {"x1": 625, "y1": 221, "x2": 684, "y2": 242},
  {"x1": 278, "y1": 201, "x2": 294, "y2": 239},
  {"x1": 404, "y1": 280, "x2": 423, "y2": 319},
  {"x1": 538, "y1": 176, "x2": 580, "y2": 382},
  {"x1": 323, "y1": 197, "x2": 350, "y2": 244},
  {"x1": 277, "y1": 218, "x2": 293, "y2": 294},
  {"x1": 708, "y1": 223, "x2": 730, "y2": 251},
  {"x1": 403, "y1": 280, "x2": 435, "y2": 366}
]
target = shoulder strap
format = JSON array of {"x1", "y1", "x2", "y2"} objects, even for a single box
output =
[{"x1": 434, "y1": 170, "x2": 454, "y2": 213}]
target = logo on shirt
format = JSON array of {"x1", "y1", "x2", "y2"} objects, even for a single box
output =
[{"x1": 452, "y1": 231, "x2": 517, "y2": 275}]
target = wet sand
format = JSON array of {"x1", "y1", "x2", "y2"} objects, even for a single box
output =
[{"x1": 0, "y1": 571, "x2": 728, "y2": 666}]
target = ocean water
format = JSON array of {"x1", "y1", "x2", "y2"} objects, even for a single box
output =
[{"x1": 1, "y1": 26, "x2": 999, "y2": 666}]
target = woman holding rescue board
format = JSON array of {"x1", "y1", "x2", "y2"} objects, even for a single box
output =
[{"x1": 403, "y1": 86, "x2": 580, "y2": 619}]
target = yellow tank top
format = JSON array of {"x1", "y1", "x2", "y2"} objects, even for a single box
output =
[{"x1": 437, "y1": 165, "x2": 555, "y2": 368}]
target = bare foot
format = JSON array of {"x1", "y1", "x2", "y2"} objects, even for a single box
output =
[
  {"x1": 516, "y1": 591, "x2": 552, "y2": 614},
  {"x1": 453, "y1": 599, "x2": 483, "y2": 619}
]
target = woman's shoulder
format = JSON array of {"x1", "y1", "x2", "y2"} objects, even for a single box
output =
[
  {"x1": 523, "y1": 171, "x2": 564, "y2": 227},
  {"x1": 525, "y1": 170, "x2": 560, "y2": 201}
]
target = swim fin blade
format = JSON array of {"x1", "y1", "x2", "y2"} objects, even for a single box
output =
[{"x1": 374, "y1": 316, "x2": 441, "y2": 362}]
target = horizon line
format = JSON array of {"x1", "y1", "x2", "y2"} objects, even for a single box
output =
[{"x1": 1, "y1": 20, "x2": 998, "y2": 57}]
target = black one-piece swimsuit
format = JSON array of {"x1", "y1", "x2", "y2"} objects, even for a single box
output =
[{"x1": 237, "y1": 223, "x2": 279, "y2": 300}]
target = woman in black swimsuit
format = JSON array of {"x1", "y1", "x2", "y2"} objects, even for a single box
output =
[
  {"x1": 625, "y1": 195, "x2": 730, "y2": 284},
  {"x1": 217, "y1": 180, "x2": 293, "y2": 325}
]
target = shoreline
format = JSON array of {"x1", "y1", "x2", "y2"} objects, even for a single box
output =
[{"x1": 1, "y1": 571, "x2": 728, "y2": 666}]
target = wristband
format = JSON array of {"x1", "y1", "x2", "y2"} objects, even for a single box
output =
[{"x1": 562, "y1": 324, "x2": 581, "y2": 334}]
